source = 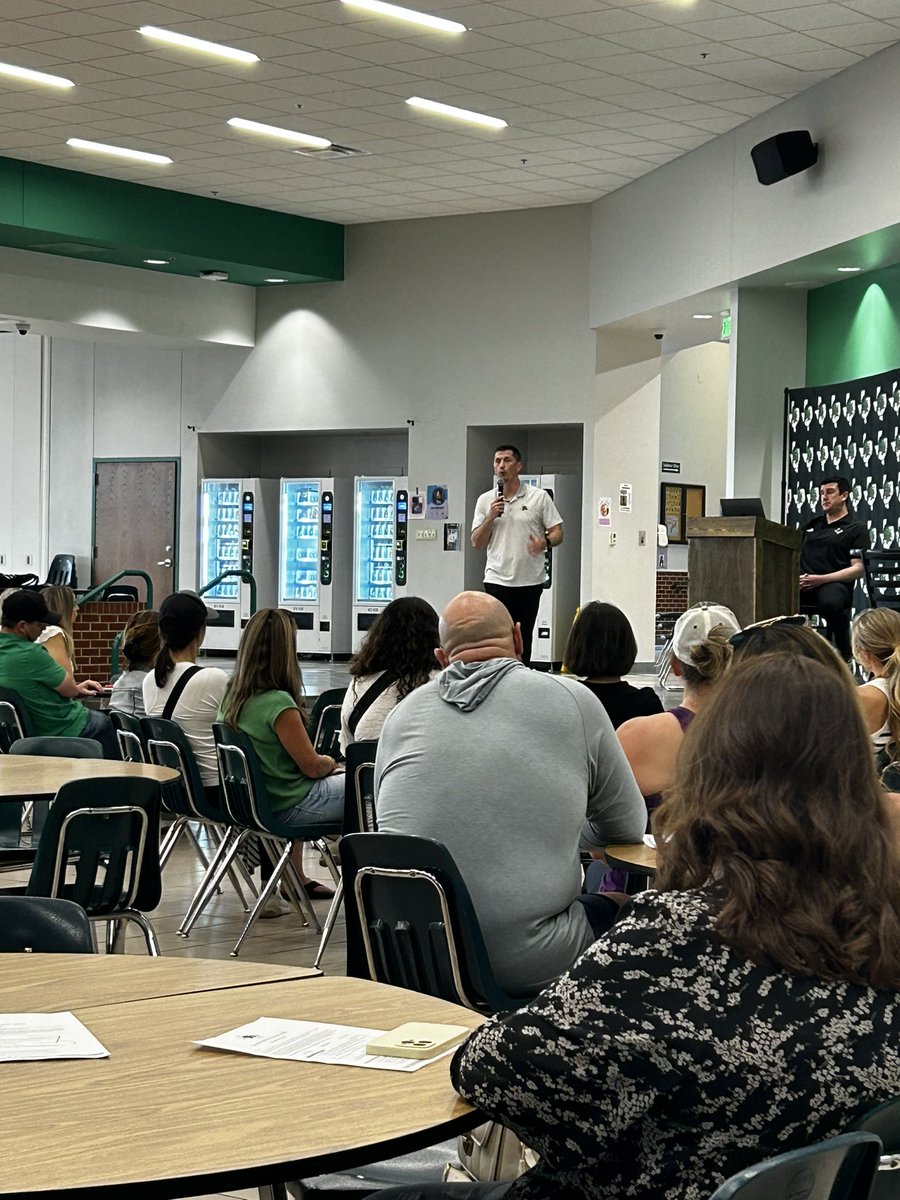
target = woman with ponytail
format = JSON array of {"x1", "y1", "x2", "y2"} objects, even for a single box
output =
[
  {"x1": 109, "y1": 609, "x2": 160, "y2": 717},
  {"x1": 852, "y1": 607, "x2": 900, "y2": 764}
]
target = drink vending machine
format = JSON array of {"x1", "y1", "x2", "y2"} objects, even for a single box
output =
[
  {"x1": 519, "y1": 474, "x2": 582, "y2": 667},
  {"x1": 198, "y1": 478, "x2": 278, "y2": 651},
  {"x1": 352, "y1": 476, "x2": 409, "y2": 651},
  {"x1": 278, "y1": 477, "x2": 352, "y2": 655}
]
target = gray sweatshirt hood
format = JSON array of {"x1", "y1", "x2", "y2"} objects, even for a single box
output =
[{"x1": 437, "y1": 658, "x2": 524, "y2": 711}]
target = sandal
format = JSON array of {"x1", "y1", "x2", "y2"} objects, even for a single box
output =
[{"x1": 301, "y1": 880, "x2": 335, "y2": 901}]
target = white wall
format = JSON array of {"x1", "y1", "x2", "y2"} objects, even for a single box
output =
[
  {"x1": 0, "y1": 335, "x2": 44, "y2": 575},
  {"x1": 590, "y1": 43, "x2": 900, "y2": 326}
]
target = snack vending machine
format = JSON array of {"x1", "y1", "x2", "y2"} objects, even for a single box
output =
[
  {"x1": 519, "y1": 473, "x2": 582, "y2": 668},
  {"x1": 198, "y1": 478, "x2": 277, "y2": 651},
  {"x1": 278, "y1": 477, "x2": 352, "y2": 655},
  {"x1": 352, "y1": 476, "x2": 409, "y2": 651}
]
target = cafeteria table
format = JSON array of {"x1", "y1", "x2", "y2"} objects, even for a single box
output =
[
  {"x1": 0, "y1": 755, "x2": 178, "y2": 799},
  {"x1": 0, "y1": 961, "x2": 484, "y2": 1200},
  {"x1": 604, "y1": 842, "x2": 658, "y2": 877}
]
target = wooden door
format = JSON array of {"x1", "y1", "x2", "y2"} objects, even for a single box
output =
[{"x1": 94, "y1": 460, "x2": 177, "y2": 604}]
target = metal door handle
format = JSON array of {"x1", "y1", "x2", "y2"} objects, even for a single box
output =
[{"x1": 157, "y1": 558, "x2": 172, "y2": 567}]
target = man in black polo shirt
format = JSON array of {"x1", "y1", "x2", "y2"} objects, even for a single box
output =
[{"x1": 799, "y1": 475, "x2": 867, "y2": 660}]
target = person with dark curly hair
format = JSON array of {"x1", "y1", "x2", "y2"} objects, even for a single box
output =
[{"x1": 339, "y1": 596, "x2": 440, "y2": 753}]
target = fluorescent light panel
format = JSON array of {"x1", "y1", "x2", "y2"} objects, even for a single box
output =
[
  {"x1": 0, "y1": 61, "x2": 74, "y2": 89},
  {"x1": 66, "y1": 138, "x2": 173, "y2": 165},
  {"x1": 139, "y1": 26, "x2": 259, "y2": 63},
  {"x1": 692, "y1": 313, "x2": 714, "y2": 319},
  {"x1": 406, "y1": 96, "x2": 506, "y2": 130},
  {"x1": 342, "y1": 0, "x2": 465, "y2": 33},
  {"x1": 227, "y1": 117, "x2": 331, "y2": 149},
  {"x1": 837, "y1": 266, "x2": 861, "y2": 272}
]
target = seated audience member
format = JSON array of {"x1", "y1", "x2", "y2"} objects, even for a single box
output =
[
  {"x1": 339, "y1": 596, "x2": 440, "y2": 753},
  {"x1": 851, "y1": 608, "x2": 900, "y2": 764},
  {"x1": 616, "y1": 602, "x2": 738, "y2": 813},
  {"x1": 35, "y1": 585, "x2": 79, "y2": 674},
  {"x1": 563, "y1": 601, "x2": 663, "y2": 729},
  {"x1": 109, "y1": 610, "x2": 160, "y2": 718},
  {"x1": 220, "y1": 608, "x2": 344, "y2": 899},
  {"x1": 729, "y1": 613, "x2": 849, "y2": 669},
  {"x1": 380, "y1": 656, "x2": 900, "y2": 1200},
  {"x1": 142, "y1": 592, "x2": 228, "y2": 792},
  {"x1": 375, "y1": 591, "x2": 645, "y2": 996},
  {"x1": 0, "y1": 589, "x2": 116, "y2": 757}
]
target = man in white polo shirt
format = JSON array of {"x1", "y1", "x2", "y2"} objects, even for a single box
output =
[{"x1": 471, "y1": 444, "x2": 563, "y2": 667}]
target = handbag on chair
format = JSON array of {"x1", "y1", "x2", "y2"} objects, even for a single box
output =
[{"x1": 445, "y1": 1121, "x2": 538, "y2": 1183}]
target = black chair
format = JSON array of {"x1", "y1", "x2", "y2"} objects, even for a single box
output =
[
  {"x1": 43, "y1": 554, "x2": 76, "y2": 588},
  {"x1": 19, "y1": 776, "x2": 163, "y2": 955},
  {"x1": 0, "y1": 896, "x2": 95, "y2": 954},
  {"x1": 306, "y1": 687, "x2": 347, "y2": 759},
  {"x1": 141, "y1": 716, "x2": 255, "y2": 936},
  {"x1": 109, "y1": 711, "x2": 146, "y2": 763},
  {"x1": 213, "y1": 722, "x2": 342, "y2": 956},
  {"x1": 707, "y1": 1132, "x2": 881, "y2": 1200},
  {"x1": 847, "y1": 1095, "x2": 900, "y2": 1199},
  {"x1": 863, "y1": 552, "x2": 900, "y2": 611},
  {"x1": 314, "y1": 739, "x2": 378, "y2": 969},
  {"x1": 9, "y1": 737, "x2": 103, "y2": 760},
  {"x1": 340, "y1": 832, "x2": 525, "y2": 1015},
  {"x1": 0, "y1": 686, "x2": 35, "y2": 753},
  {"x1": 101, "y1": 585, "x2": 139, "y2": 601}
]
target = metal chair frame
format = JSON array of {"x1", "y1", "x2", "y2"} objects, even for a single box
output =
[
  {"x1": 109, "y1": 711, "x2": 146, "y2": 764},
  {"x1": 707, "y1": 1131, "x2": 881, "y2": 1200}
]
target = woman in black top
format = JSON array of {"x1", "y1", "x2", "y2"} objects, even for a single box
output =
[{"x1": 562, "y1": 601, "x2": 662, "y2": 728}]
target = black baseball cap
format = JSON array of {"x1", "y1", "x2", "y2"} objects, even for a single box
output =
[
  {"x1": 158, "y1": 591, "x2": 215, "y2": 641},
  {"x1": 1, "y1": 589, "x2": 62, "y2": 627}
]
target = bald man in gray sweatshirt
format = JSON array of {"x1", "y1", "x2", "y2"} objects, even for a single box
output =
[{"x1": 375, "y1": 591, "x2": 645, "y2": 996}]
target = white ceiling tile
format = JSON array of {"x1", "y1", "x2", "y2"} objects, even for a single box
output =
[
  {"x1": 850, "y1": 0, "x2": 900, "y2": 15},
  {"x1": 5, "y1": 0, "x2": 67, "y2": 15},
  {"x1": 717, "y1": 93, "x2": 783, "y2": 113},
  {"x1": 813, "y1": 17, "x2": 900, "y2": 41},
  {"x1": 763, "y1": 3, "x2": 872, "y2": 29},
  {"x1": 774, "y1": 45, "x2": 862, "y2": 64},
  {"x1": 676, "y1": 14, "x2": 793, "y2": 38},
  {"x1": 730, "y1": 30, "x2": 845, "y2": 51},
  {"x1": 541, "y1": 36, "x2": 635, "y2": 61},
  {"x1": 635, "y1": 0, "x2": 748, "y2": 24},
  {"x1": 553, "y1": 10, "x2": 660, "y2": 36}
]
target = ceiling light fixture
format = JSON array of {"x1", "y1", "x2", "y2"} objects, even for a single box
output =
[
  {"x1": 0, "y1": 62, "x2": 74, "y2": 89},
  {"x1": 837, "y1": 266, "x2": 861, "y2": 272},
  {"x1": 227, "y1": 117, "x2": 331, "y2": 148},
  {"x1": 692, "y1": 313, "x2": 714, "y2": 319},
  {"x1": 341, "y1": 0, "x2": 466, "y2": 34},
  {"x1": 406, "y1": 96, "x2": 507, "y2": 130},
  {"x1": 66, "y1": 138, "x2": 173, "y2": 165},
  {"x1": 264, "y1": 277, "x2": 288, "y2": 283},
  {"x1": 139, "y1": 26, "x2": 259, "y2": 63},
  {"x1": 143, "y1": 258, "x2": 171, "y2": 265}
]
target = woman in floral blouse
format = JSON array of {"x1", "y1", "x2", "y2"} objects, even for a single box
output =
[{"x1": 378, "y1": 653, "x2": 900, "y2": 1200}]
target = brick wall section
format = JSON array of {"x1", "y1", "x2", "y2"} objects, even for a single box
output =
[
  {"x1": 655, "y1": 572, "x2": 689, "y2": 639},
  {"x1": 74, "y1": 601, "x2": 143, "y2": 682}
]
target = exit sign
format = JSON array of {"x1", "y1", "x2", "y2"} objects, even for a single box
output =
[{"x1": 721, "y1": 315, "x2": 732, "y2": 340}]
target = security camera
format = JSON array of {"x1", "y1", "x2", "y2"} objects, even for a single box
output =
[
  {"x1": 653, "y1": 331, "x2": 664, "y2": 341},
  {"x1": 15, "y1": 322, "x2": 29, "y2": 336}
]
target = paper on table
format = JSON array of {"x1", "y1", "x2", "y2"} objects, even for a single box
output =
[
  {"x1": 196, "y1": 1017, "x2": 461, "y2": 1073},
  {"x1": 0, "y1": 1012, "x2": 109, "y2": 1061}
]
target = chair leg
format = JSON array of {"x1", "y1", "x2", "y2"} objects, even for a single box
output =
[
  {"x1": 120, "y1": 911, "x2": 161, "y2": 956},
  {"x1": 230, "y1": 839, "x2": 317, "y2": 958},
  {"x1": 106, "y1": 918, "x2": 126, "y2": 954},
  {"x1": 312, "y1": 837, "x2": 341, "y2": 886},
  {"x1": 159, "y1": 814, "x2": 188, "y2": 867},
  {"x1": 313, "y1": 877, "x2": 343, "y2": 970},
  {"x1": 178, "y1": 829, "x2": 244, "y2": 937}
]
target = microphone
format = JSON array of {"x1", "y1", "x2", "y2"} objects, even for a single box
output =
[{"x1": 496, "y1": 478, "x2": 503, "y2": 517}]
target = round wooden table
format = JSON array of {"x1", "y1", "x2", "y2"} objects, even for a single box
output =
[
  {"x1": 0, "y1": 963, "x2": 484, "y2": 1199},
  {"x1": 604, "y1": 842, "x2": 658, "y2": 875},
  {"x1": 0, "y1": 756, "x2": 178, "y2": 798}
]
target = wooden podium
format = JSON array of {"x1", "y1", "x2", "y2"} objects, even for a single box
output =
[{"x1": 686, "y1": 517, "x2": 801, "y2": 628}]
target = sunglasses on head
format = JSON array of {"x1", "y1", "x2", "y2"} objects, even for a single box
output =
[{"x1": 728, "y1": 614, "x2": 808, "y2": 649}]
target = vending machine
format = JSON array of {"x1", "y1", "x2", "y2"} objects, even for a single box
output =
[
  {"x1": 352, "y1": 476, "x2": 409, "y2": 651},
  {"x1": 278, "y1": 477, "x2": 352, "y2": 656},
  {"x1": 520, "y1": 474, "x2": 582, "y2": 668},
  {"x1": 199, "y1": 478, "x2": 278, "y2": 651}
]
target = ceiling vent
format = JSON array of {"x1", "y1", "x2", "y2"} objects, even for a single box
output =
[
  {"x1": 200, "y1": 270, "x2": 229, "y2": 282},
  {"x1": 291, "y1": 144, "x2": 369, "y2": 160}
]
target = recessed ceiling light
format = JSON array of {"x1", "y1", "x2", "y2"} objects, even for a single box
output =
[
  {"x1": 227, "y1": 117, "x2": 331, "y2": 149},
  {"x1": 264, "y1": 278, "x2": 288, "y2": 283},
  {"x1": 406, "y1": 96, "x2": 507, "y2": 130},
  {"x1": 66, "y1": 138, "x2": 172, "y2": 165},
  {"x1": 837, "y1": 266, "x2": 861, "y2": 272},
  {"x1": 692, "y1": 313, "x2": 714, "y2": 319},
  {"x1": 143, "y1": 258, "x2": 171, "y2": 265},
  {"x1": 341, "y1": 0, "x2": 466, "y2": 34},
  {"x1": 139, "y1": 26, "x2": 259, "y2": 64},
  {"x1": 0, "y1": 62, "x2": 74, "y2": 89}
]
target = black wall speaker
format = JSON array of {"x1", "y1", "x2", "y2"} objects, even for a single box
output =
[{"x1": 750, "y1": 130, "x2": 818, "y2": 185}]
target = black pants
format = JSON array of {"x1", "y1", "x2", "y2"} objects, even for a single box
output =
[
  {"x1": 376, "y1": 1185, "x2": 512, "y2": 1199},
  {"x1": 803, "y1": 581, "x2": 854, "y2": 660},
  {"x1": 483, "y1": 582, "x2": 543, "y2": 667}
]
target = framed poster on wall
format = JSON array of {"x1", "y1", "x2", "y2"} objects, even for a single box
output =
[{"x1": 660, "y1": 483, "x2": 706, "y2": 545}]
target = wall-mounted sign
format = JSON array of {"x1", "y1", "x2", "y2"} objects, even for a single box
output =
[
  {"x1": 661, "y1": 461, "x2": 681, "y2": 474},
  {"x1": 721, "y1": 314, "x2": 732, "y2": 340},
  {"x1": 618, "y1": 483, "x2": 632, "y2": 513},
  {"x1": 598, "y1": 497, "x2": 612, "y2": 527}
]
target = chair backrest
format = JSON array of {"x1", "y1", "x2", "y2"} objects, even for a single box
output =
[
  {"x1": 707, "y1": 1132, "x2": 882, "y2": 1200},
  {"x1": 0, "y1": 686, "x2": 36, "y2": 753},
  {"x1": 44, "y1": 554, "x2": 76, "y2": 588},
  {"x1": 109, "y1": 711, "x2": 146, "y2": 763},
  {"x1": 9, "y1": 736, "x2": 103, "y2": 759},
  {"x1": 212, "y1": 721, "x2": 272, "y2": 833},
  {"x1": 850, "y1": 1097, "x2": 900, "y2": 1154},
  {"x1": 343, "y1": 740, "x2": 378, "y2": 835},
  {"x1": 142, "y1": 716, "x2": 224, "y2": 823},
  {"x1": 306, "y1": 687, "x2": 347, "y2": 756},
  {"x1": 102, "y1": 585, "x2": 139, "y2": 601},
  {"x1": 0, "y1": 896, "x2": 95, "y2": 953},
  {"x1": 863, "y1": 552, "x2": 900, "y2": 611},
  {"x1": 26, "y1": 777, "x2": 162, "y2": 915},
  {"x1": 340, "y1": 832, "x2": 524, "y2": 1015}
]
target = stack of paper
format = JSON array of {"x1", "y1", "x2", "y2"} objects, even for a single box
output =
[{"x1": 0, "y1": 1012, "x2": 109, "y2": 1061}]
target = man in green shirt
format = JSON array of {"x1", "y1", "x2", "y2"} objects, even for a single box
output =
[{"x1": 0, "y1": 589, "x2": 117, "y2": 757}]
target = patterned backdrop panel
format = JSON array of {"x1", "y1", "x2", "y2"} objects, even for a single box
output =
[{"x1": 784, "y1": 368, "x2": 900, "y2": 550}]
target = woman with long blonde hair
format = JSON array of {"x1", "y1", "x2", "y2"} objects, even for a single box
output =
[
  {"x1": 852, "y1": 607, "x2": 900, "y2": 763},
  {"x1": 36, "y1": 584, "x2": 78, "y2": 674}
]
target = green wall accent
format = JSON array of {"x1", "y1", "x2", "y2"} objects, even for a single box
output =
[
  {"x1": 0, "y1": 154, "x2": 343, "y2": 287},
  {"x1": 806, "y1": 263, "x2": 900, "y2": 385}
]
